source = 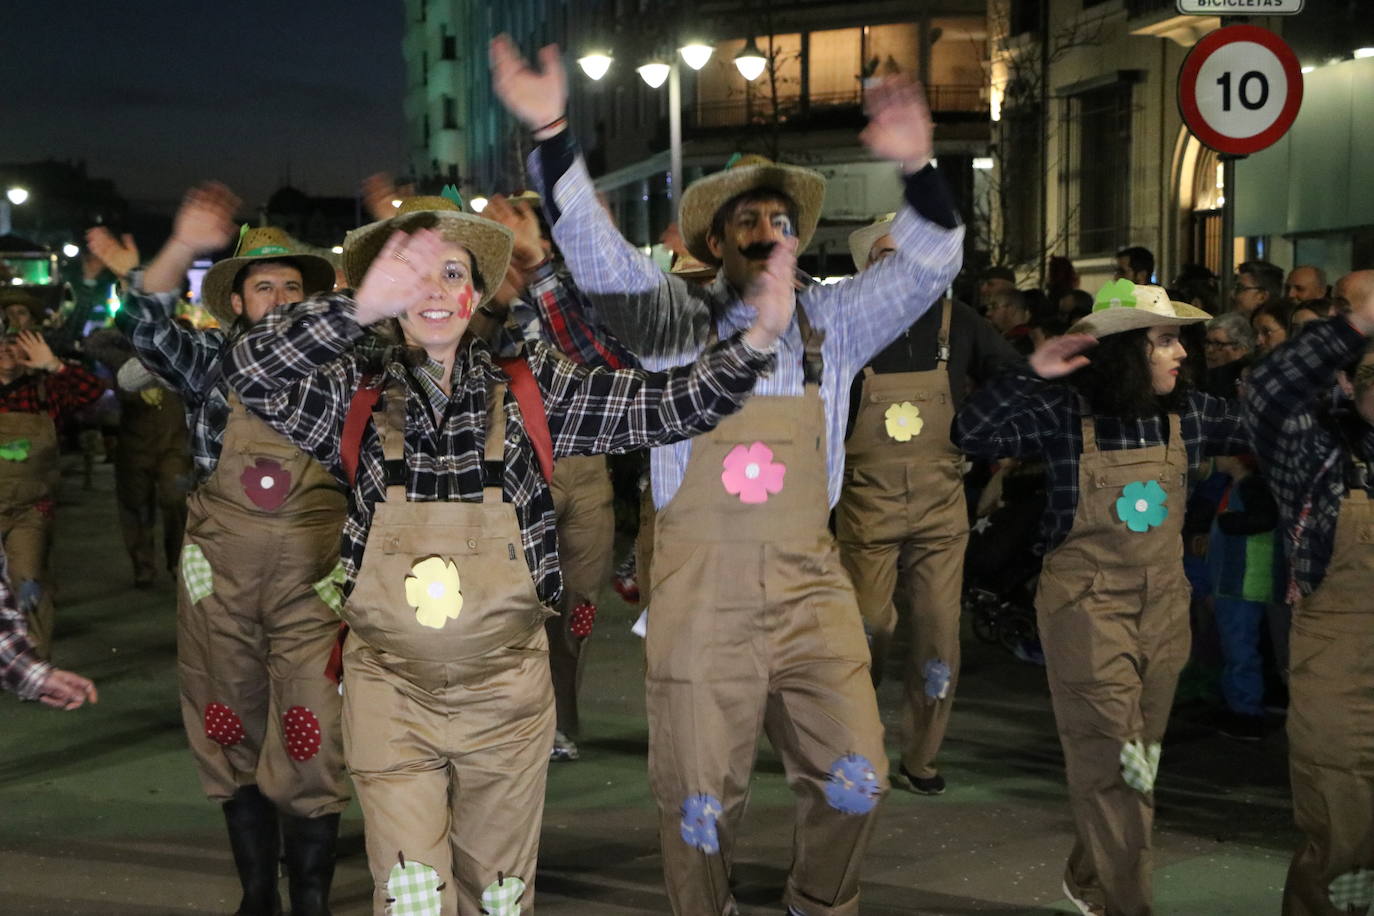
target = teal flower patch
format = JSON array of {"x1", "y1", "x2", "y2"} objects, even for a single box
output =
[
  {"x1": 1094, "y1": 278, "x2": 1137, "y2": 312},
  {"x1": 1329, "y1": 868, "x2": 1374, "y2": 912},
  {"x1": 1115, "y1": 480, "x2": 1168, "y2": 533}
]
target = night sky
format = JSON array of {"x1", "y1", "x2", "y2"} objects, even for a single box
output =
[{"x1": 1, "y1": 0, "x2": 408, "y2": 212}]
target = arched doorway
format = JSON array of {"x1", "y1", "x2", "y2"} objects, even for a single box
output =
[{"x1": 1173, "y1": 132, "x2": 1224, "y2": 276}]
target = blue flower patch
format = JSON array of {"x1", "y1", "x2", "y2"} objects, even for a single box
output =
[
  {"x1": 824, "y1": 753, "x2": 882, "y2": 815},
  {"x1": 679, "y1": 793, "x2": 723, "y2": 854},
  {"x1": 921, "y1": 659, "x2": 951, "y2": 700}
]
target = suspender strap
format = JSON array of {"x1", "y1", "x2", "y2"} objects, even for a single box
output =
[
  {"x1": 482, "y1": 382, "x2": 508, "y2": 500},
  {"x1": 497, "y1": 356, "x2": 555, "y2": 485},
  {"x1": 342, "y1": 375, "x2": 383, "y2": 486},
  {"x1": 794, "y1": 304, "x2": 826, "y2": 385},
  {"x1": 936, "y1": 299, "x2": 952, "y2": 364},
  {"x1": 1078, "y1": 398, "x2": 1098, "y2": 455}
]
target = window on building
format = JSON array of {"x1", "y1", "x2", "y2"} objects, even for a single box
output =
[
  {"x1": 695, "y1": 33, "x2": 803, "y2": 129},
  {"x1": 422, "y1": 50, "x2": 429, "y2": 86},
  {"x1": 441, "y1": 28, "x2": 456, "y2": 61},
  {"x1": 443, "y1": 95, "x2": 457, "y2": 130},
  {"x1": 1009, "y1": 0, "x2": 1045, "y2": 36},
  {"x1": 423, "y1": 113, "x2": 431, "y2": 146},
  {"x1": 808, "y1": 28, "x2": 862, "y2": 106},
  {"x1": 1063, "y1": 82, "x2": 1132, "y2": 256},
  {"x1": 865, "y1": 23, "x2": 921, "y2": 82},
  {"x1": 1000, "y1": 103, "x2": 1043, "y2": 263},
  {"x1": 927, "y1": 17, "x2": 986, "y2": 112}
]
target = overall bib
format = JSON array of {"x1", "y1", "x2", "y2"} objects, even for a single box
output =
[
  {"x1": 340, "y1": 382, "x2": 554, "y2": 916},
  {"x1": 546, "y1": 452, "x2": 615, "y2": 738},
  {"x1": 1283, "y1": 484, "x2": 1374, "y2": 915},
  {"x1": 116, "y1": 386, "x2": 192, "y2": 583},
  {"x1": 0, "y1": 400, "x2": 61, "y2": 658},
  {"x1": 178, "y1": 397, "x2": 350, "y2": 818},
  {"x1": 647, "y1": 314, "x2": 887, "y2": 916},
  {"x1": 1035, "y1": 412, "x2": 1190, "y2": 916},
  {"x1": 836, "y1": 301, "x2": 967, "y2": 779}
]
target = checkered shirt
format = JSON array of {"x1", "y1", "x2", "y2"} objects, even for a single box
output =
[
  {"x1": 0, "y1": 542, "x2": 51, "y2": 701},
  {"x1": 511, "y1": 259, "x2": 637, "y2": 369}
]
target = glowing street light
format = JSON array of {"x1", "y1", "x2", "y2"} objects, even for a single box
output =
[
  {"x1": 469, "y1": 196, "x2": 490, "y2": 213},
  {"x1": 62, "y1": 243, "x2": 80, "y2": 258},
  {"x1": 678, "y1": 43, "x2": 714, "y2": 71},
  {"x1": 734, "y1": 37, "x2": 766, "y2": 82},
  {"x1": 331, "y1": 245, "x2": 344, "y2": 254},
  {"x1": 6, "y1": 187, "x2": 29, "y2": 206},
  {"x1": 577, "y1": 53, "x2": 613, "y2": 81},
  {"x1": 637, "y1": 61, "x2": 671, "y2": 89}
]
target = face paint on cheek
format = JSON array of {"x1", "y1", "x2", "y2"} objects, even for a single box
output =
[{"x1": 455, "y1": 284, "x2": 475, "y2": 320}]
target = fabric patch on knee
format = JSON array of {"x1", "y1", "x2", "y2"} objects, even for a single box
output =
[
  {"x1": 921, "y1": 658, "x2": 951, "y2": 700},
  {"x1": 282, "y1": 706, "x2": 322, "y2": 761},
  {"x1": 17, "y1": 579, "x2": 42, "y2": 614},
  {"x1": 1328, "y1": 868, "x2": 1374, "y2": 912},
  {"x1": 203, "y1": 702, "x2": 246, "y2": 746},
  {"x1": 1119, "y1": 739, "x2": 1162, "y2": 795},
  {"x1": 180, "y1": 544, "x2": 214, "y2": 603},
  {"x1": 679, "y1": 793, "x2": 723, "y2": 854},
  {"x1": 312, "y1": 561, "x2": 347, "y2": 617},
  {"x1": 568, "y1": 602, "x2": 596, "y2": 638},
  {"x1": 480, "y1": 872, "x2": 526, "y2": 915},
  {"x1": 386, "y1": 852, "x2": 444, "y2": 916},
  {"x1": 824, "y1": 753, "x2": 882, "y2": 815}
]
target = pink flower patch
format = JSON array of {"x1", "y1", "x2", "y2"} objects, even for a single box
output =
[
  {"x1": 569, "y1": 602, "x2": 597, "y2": 638},
  {"x1": 240, "y1": 458, "x2": 292, "y2": 511},
  {"x1": 204, "y1": 702, "x2": 246, "y2": 746},
  {"x1": 720, "y1": 442, "x2": 786, "y2": 504},
  {"x1": 282, "y1": 705, "x2": 322, "y2": 762}
]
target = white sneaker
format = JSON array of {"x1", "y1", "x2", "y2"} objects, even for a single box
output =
[
  {"x1": 1061, "y1": 879, "x2": 1105, "y2": 916},
  {"x1": 550, "y1": 730, "x2": 579, "y2": 762}
]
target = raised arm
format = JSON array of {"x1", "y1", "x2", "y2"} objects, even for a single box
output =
[
  {"x1": 954, "y1": 333, "x2": 1091, "y2": 458},
  {"x1": 1193, "y1": 389, "x2": 1249, "y2": 458}
]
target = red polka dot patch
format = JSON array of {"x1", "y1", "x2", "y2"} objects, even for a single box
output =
[
  {"x1": 204, "y1": 702, "x2": 245, "y2": 746},
  {"x1": 569, "y1": 602, "x2": 597, "y2": 639},
  {"x1": 282, "y1": 705, "x2": 322, "y2": 762}
]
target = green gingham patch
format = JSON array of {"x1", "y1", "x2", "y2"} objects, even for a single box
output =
[
  {"x1": 386, "y1": 854, "x2": 443, "y2": 916},
  {"x1": 1329, "y1": 868, "x2": 1374, "y2": 911},
  {"x1": 480, "y1": 873, "x2": 526, "y2": 915},
  {"x1": 180, "y1": 544, "x2": 214, "y2": 604},
  {"x1": 1119, "y1": 739, "x2": 1162, "y2": 795},
  {"x1": 312, "y1": 561, "x2": 347, "y2": 617}
]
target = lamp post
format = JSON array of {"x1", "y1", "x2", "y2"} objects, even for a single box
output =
[{"x1": 1, "y1": 186, "x2": 29, "y2": 236}]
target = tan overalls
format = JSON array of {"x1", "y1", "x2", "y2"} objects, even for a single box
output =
[
  {"x1": 546, "y1": 453, "x2": 615, "y2": 737},
  {"x1": 646, "y1": 315, "x2": 887, "y2": 916},
  {"x1": 341, "y1": 382, "x2": 554, "y2": 916},
  {"x1": 177, "y1": 397, "x2": 350, "y2": 818},
  {"x1": 1284, "y1": 477, "x2": 1374, "y2": 915},
  {"x1": 115, "y1": 386, "x2": 192, "y2": 583},
  {"x1": 836, "y1": 301, "x2": 967, "y2": 780},
  {"x1": 0, "y1": 399, "x2": 61, "y2": 658},
  {"x1": 1035, "y1": 411, "x2": 1191, "y2": 916}
]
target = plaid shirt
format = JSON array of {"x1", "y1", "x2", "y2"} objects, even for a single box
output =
[
  {"x1": 954, "y1": 371, "x2": 1249, "y2": 552},
  {"x1": 0, "y1": 544, "x2": 51, "y2": 701},
  {"x1": 1245, "y1": 316, "x2": 1374, "y2": 596},
  {"x1": 0, "y1": 364, "x2": 103, "y2": 419},
  {"x1": 117, "y1": 275, "x2": 229, "y2": 482},
  {"x1": 511, "y1": 260, "x2": 638, "y2": 370},
  {"x1": 224, "y1": 293, "x2": 772, "y2": 605}
]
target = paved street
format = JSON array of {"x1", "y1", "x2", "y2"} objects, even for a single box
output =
[{"x1": 0, "y1": 461, "x2": 1297, "y2": 915}]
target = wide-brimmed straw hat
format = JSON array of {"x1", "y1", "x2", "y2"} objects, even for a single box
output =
[
  {"x1": 848, "y1": 213, "x2": 896, "y2": 272},
  {"x1": 0, "y1": 287, "x2": 57, "y2": 325},
  {"x1": 343, "y1": 196, "x2": 514, "y2": 307},
  {"x1": 668, "y1": 251, "x2": 718, "y2": 281},
  {"x1": 1069, "y1": 280, "x2": 1211, "y2": 337},
  {"x1": 200, "y1": 227, "x2": 335, "y2": 325},
  {"x1": 678, "y1": 153, "x2": 826, "y2": 265}
]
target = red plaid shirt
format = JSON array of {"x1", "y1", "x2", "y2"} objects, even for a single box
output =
[{"x1": 0, "y1": 364, "x2": 105, "y2": 419}]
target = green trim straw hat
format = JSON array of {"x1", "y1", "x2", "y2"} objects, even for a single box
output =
[
  {"x1": 200, "y1": 226, "x2": 335, "y2": 325},
  {"x1": 1069, "y1": 280, "x2": 1211, "y2": 337}
]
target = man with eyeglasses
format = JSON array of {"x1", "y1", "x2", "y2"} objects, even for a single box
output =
[
  {"x1": 1233, "y1": 260, "x2": 1283, "y2": 318},
  {"x1": 1203, "y1": 312, "x2": 1256, "y2": 399}
]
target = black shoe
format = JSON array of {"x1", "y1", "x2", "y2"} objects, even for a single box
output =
[
  {"x1": 222, "y1": 785, "x2": 283, "y2": 916},
  {"x1": 282, "y1": 813, "x2": 340, "y2": 916},
  {"x1": 1217, "y1": 710, "x2": 1265, "y2": 742},
  {"x1": 898, "y1": 764, "x2": 946, "y2": 795}
]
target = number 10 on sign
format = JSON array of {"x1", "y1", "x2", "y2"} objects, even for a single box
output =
[{"x1": 1178, "y1": 24, "x2": 1303, "y2": 156}]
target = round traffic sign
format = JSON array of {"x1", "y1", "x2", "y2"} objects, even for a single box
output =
[{"x1": 1178, "y1": 25, "x2": 1303, "y2": 155}]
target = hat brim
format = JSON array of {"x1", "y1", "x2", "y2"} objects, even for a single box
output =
[
  {"x1": 848, "y1": 220, "x2": 894, "y2": 272},
  {"x1": 342, "y1": 211, "x2": 514, "y2": 308},
  {"x1": 201, "y1": 253, "x2": 336, "y2": 325},
  {"x1": 679, "y1": 163, "x2": 826, "y2": 265},
  {"x1": 1069, "y1": 302, "x2": 1212, "y2": 337}
]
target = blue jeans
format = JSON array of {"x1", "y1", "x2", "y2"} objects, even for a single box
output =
[{"x1": 1213, "y1": 595, "x2": 1266, "y2": 716}]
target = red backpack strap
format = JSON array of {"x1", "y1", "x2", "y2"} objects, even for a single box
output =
[
  {"x1": 497, "y1": 356, "x2": 554, "y2": 484},
  {"x1": 342, "y1": 374, "x2": 384, "y2": 486}
]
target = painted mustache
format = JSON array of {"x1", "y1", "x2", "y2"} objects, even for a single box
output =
[{"x1": 739, "y1": 241, "x2": 777, "y2": 260}]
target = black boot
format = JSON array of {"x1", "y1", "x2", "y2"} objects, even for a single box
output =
[
  {"x1": 281, "y1": 813, "x2": 340, "y2": 916},
  {"x1": 221, "y1": 785, "x2": 282, "y2": 916}
]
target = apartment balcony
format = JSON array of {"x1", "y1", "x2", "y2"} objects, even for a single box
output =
[{"x1": 685, "y1": 84, "x2": 986, "y2": 133}]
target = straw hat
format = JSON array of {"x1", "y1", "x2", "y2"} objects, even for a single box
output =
[
  {"x1": 668, "y1": 251, "x2": 718, "y2": 282},
  {"x1": 848, "y1": 213, "x2": 896, "y2": 272},
  {"x1": 0, "y1": 287, "x2": 56, "y2": 325},
  {"x1": 200, "y1": 227, "x2": 335, "y2": 325},
  {"x1": 1069, "y1": 280, "x2": 1211, "y2": 337},
  {"x1": 678, "y1": 153, "x2": 826, "y2": 265},
  {"x1": 343, "y1": 196, "x2": 514, "y2": 307}
]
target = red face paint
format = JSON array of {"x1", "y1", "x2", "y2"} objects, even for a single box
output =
[{"x1": 455, "y1": 284, "x2": 474, "y2": 320}]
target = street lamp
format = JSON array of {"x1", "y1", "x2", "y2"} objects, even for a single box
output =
[
  {"x1": 1, "y1": 186, "x2": 29, "y2": 235},
  {"x1": 469, "y1": 196, "x2": 490, "y2": 214},
  {"x1": 577, "y1": 52, "x2": 613, "y2": 81},
  {"x1": 6, "y1": 187, "x2": 29, "y2": 206},
  {"x1": 637, "y1": 60, "x2": 671, "y2": 89},
  {"x1": 62, "y1": 243, "x2": 80, "y2": 258},
  {"x1": 678, "y1": 43, "x2": 714, "y2": 71},
  {"x1": 734, "y1": 37, "x2": 767, "y2": 82}
]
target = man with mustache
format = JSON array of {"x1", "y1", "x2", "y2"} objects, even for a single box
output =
[{"x1": 492, "y1": 36, "x2": 964, "y2": 916}]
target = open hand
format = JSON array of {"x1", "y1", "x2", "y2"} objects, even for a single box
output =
[
  {"x1": 353, "y1": 229, "x2": 449, "y2": 325},
  {"x1": 171, "y1": 183, "x2": 241, "y2": 256},
  {"x1": 362, "y1": 172, "x2": 402, "y2": 222},
  {"x1": 1029, "y1": 333, "x2": 1096, "y2": 379},
  {"x1": 859, "y1": 75, "x2": 934, "y2": 173},
  {"x1": 743, "y1": 237, "x2": 798, "y2": 351},
  {"x1": 85, "y1": 227, "x2": 140, "y2": 278},
  {"x1": 14, "y1": 331, "x2": 60, "y2": 373},
  {"x1": 37, "y1": 668, "x2": 98, "y2": 710},
  {"x1": 490, "y1": 35, "x2": 568, "y2": 135},
  {"x1": 484, "y1": 194, "x2": 546, "y2": 270}
]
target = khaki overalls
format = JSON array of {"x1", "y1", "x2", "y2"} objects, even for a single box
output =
[
  {"x1": 1035, "y1": 411, "x2": 1191, "y2": 916},
  {"x1": 0, "y1": 398, "x2": 61, "y2": 658},
  {"x1": 340, "y1": 382, "x2": 554, "y2": 916},
  {"x1": 115, "y1": 386, "x2": 192, "y2": 583},
  {"x1": 177, "y1": 397, "x2": 350, "y2": 817},
  {"x1": 1284, "y1": 470, "x2": 1374, "y2": 915},
  {"x1": 646, "y1": 313, "x2": 887, "y2": 916},
  {"x1": 546, "y1": 452, "x2": 615, "y2": 737},
  {"x1": 836, "y1": 301, "x2": 967, "y2": 779}
]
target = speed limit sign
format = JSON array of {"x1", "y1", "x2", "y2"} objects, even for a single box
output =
[{"x1": 1178, "y1": 25, "x2": 1303, "y2": 155}]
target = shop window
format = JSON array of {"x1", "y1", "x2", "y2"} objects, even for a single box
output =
[{"x1": 1063, "y1": 82, "x2": 1133, "y2": 255}]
